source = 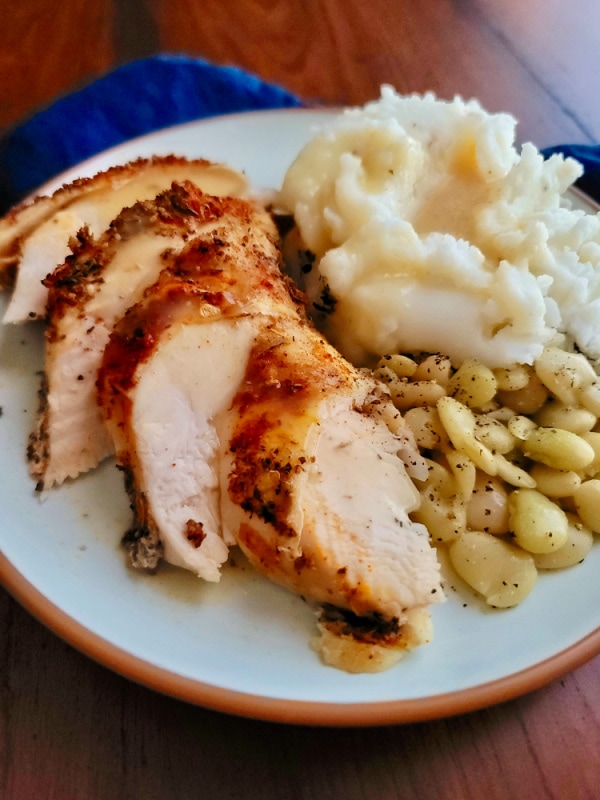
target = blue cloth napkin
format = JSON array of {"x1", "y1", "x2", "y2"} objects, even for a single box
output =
[{"x1": 0, "y1": 54, "x2": 301, "y2": 212}]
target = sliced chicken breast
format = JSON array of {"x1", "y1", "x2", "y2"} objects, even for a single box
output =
[
  {"x1": 97, "y1": 191, "x2": 443, "y2": 654},
  {"x1": 0, "y1": 156, "x2": 247, "y2": 322},
  {"x1": 220, "y1": 316, "x2": 441, "y2": 623},
  {"x1": 117, "y1": 317, "x2": 263, "y2": 579},
  {"x1": 29, "y1": 182, "x2": 253, "y2": 489},
  {"x1": 97, "y1": 192, "x2": 299, "y2": 579}
]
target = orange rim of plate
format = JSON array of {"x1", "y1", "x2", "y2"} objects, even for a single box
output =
[{"x1": 2, "y1": 550, "x2": 599, "y2": 726}]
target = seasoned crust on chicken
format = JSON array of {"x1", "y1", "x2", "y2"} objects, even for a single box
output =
[
  {"x1": 28, "y1": 181, "x2": 253, "y2": 489},
  {"x1": 219, "y1": 317, "x2": 442, "y2": 667},
  {"x1": 97, "y1": 190, "x2": 301, "y2": 580},
  {"x1": 220, "y1": 316, "x2": 441, "y2": 622},
  {"x1": 97, "y1": 187, "x2": 443, "y2": 660},
  {"x1": 0, "y1": 156, "x2": 247, "y2": 321},
  {"x1": 313, "y1": 604, "x2": 433, "y2": 673}
]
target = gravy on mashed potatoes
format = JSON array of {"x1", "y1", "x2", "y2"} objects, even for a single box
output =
[{"x1": 280, "y1": 87, "x2": 600, "y2": 369}]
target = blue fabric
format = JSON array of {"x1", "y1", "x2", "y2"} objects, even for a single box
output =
[
  {"x1": 542, "y1": 144, "x2": 600, "y2": 204},
  {"x1": 0, "y1": 54, "x2": 301, "y2": 211},
  {"x1": 1, "y1": 58, "x2": 598, "y2": 213}
]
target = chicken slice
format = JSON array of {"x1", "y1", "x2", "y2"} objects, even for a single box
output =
[
  {"x1": 97, "y1": 193, "x2": 299, "y2": 579},
  {"x1": 112, "y1": 315, "x2": 261, "y2": 579},
  {"x1": 97, "y1": 191, "x2": 443, "y2": 661},
  {"x1": 29, "y1": 182, "x2": 253, "y2": 489},
  {"x1": 0, "y1": 156, "x2": 247, "y2": 322},
  {"x1": 220, "y1": 318, "x2": 442, "y2": 643}
]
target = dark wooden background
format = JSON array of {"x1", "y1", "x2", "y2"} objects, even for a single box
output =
[
  {"x1": 1, "y1": 1, "x2": 599, "y2": 798},
  {"x1": 2, "y1": 0, "x2": 600, "y2": 148}
]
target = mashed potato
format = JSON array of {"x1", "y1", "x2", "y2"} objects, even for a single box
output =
[{"x1": 280, "y1": 87, "x2": 600, "y2": 368}]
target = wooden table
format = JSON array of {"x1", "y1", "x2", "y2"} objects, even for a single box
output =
[{"x1": 1, "y1": 1, "x2": 599, "y2": 797}]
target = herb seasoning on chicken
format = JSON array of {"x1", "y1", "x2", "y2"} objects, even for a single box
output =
[{"x1": 96, "y1": 184, "x2": 443, "y2": 669}]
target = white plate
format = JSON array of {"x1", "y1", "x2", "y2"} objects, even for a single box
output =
[{"x1": 1, "y1": 109, "x2": 599, "y2": 726}]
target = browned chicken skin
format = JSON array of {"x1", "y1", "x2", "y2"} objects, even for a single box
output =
[
  {"x1": 97, "y1": 186, "x2": 302, "y2": 578},
  {"x1": 0, "y1": 156, "x2": 246, "y2": 320},
  {"x1": 97, "y1": 184, "x2": 442, "y2": 665},
  {"x1": 28, "y1": 180, "x2": 252, "y2": 489}
]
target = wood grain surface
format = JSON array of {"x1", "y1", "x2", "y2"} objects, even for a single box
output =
[{"x1": 1, "y1": 1, "x2": 599, "y2": 798}]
